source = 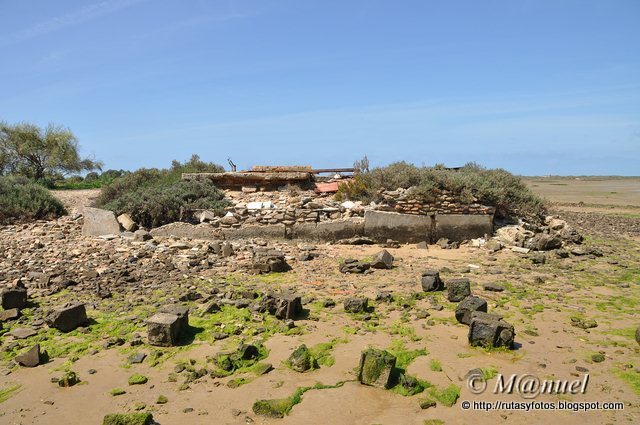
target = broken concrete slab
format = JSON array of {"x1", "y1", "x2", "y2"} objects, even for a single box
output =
[
  {"x1": 82, "y1": 207, "x2": 121, "y2": 236},
  {"x1": 435, "y1": 214, "x2": 493, "y2": 243},
  {"x1": 314, "y1": 219, "x2": 364, "y2": 242},
  {"x1": 223, "y1": 224, "x2": 286, "y2": 240},
  {"x1": 364, "y1": 210, "x2": 432, "y2": 244}
]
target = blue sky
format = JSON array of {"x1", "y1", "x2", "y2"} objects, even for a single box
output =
[{"x1": 1, "y1": 0, "x2": 639, "y2": 175}]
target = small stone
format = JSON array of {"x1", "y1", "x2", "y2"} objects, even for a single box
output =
[
  {"x1": 128, "y1": 352, "x2": 146, "y2": 364},
  {"x1": 483, "y1": 283, "x2": 504, "y2": 292}
]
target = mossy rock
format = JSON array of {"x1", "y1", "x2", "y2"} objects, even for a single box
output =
[
  {"x1": 358, "y1": 348, "x2": 396, "y2": 389},
  {"x1": 287, "y1": 344, "x2": 313, "y2": 372},
  {"x1": 252, "y1": 398, "x2": 293, "y2": 418},
  {"x1": 128, "y1": 374, "x2": 148, "y2": 385},
  {"x1": 110, "y1": 388, "x2": 126, "y2": 396},
  {"x1": 591, "y1": 353, "x2": 605, "y2": 363},
  {"x1": 156, "y1": 395, "x2": 168, "y2": 404},
  {"x1": 102, "y1": 412, "x2": 154, "y2": 425},
  {"x1": 58, "y1": 371, "x2": 80, "y2": 387}
]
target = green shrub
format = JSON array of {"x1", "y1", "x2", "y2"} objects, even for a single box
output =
[
  {"x1": 96, "y1": 155, "x2": 228, "y2": 228},
  {"x1": 0, "y1": 176, "x2": 66, "y2": 222},
  {"x1": 342, "y1": 161, "x2": 546, "y2": 220},
  {"x1": 101, "y1": 179, "x2": 228, "y2": 228}
]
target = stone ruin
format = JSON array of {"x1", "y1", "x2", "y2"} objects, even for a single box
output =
[{"x1": 148, "y1": 165, "x2": 496, "y2": 244}]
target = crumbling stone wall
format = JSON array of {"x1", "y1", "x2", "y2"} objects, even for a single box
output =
[{"x1": 195, "y1": 187, "x2": 494, "y2": 230}]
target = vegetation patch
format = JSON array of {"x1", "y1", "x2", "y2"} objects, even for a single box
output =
[
  {"x1": 96, "y1": 155, "x2": 229, "y2": 228},
  {"x1": 0, "y1": 176, "x2": 66, "y2": 222},
  {"x1": 128, "y1": 374, "x2": 148, "y2": 385},
  {"x1": 337, "y1": 160, "x2": 546, "y2": 220},
  {"x1": 613, "y1": 367, "x2": 640, "y2": 396},
  {"x1": 252, "y1": 381, "x2": 347, "y2": 418},
  {"x1": 0, "y1": 383, "x2": 21, "y2": 403},
  {"x1": 425, "y1": 384, "x2": 461, "y2": 407}
]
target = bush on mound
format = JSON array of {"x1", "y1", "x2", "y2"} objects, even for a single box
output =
[
  {"x1": 338, "y1": 161, "x2": 546, "y2": 221},
  {"x1": 96, "y1": 155, "x2": 229, "y2": 228},
  {"x1": 0, "y1": 176, "x2": 66, "y2": 222}
]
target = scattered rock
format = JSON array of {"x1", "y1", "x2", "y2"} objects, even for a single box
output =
[
  {"x1": 455, "y1": 296, "x2": 488, "y2": 325},
  {"x1": 358, "y1": 348, "x2": 396, "y2": 389},
  {"x1": 58, "y1": 370, "x2": 80, "y2": 387},
  {"x1": 530, "y1": 252, "x2": 546, "y2": 264},
  {"x1": 147, "y1": 307, "x2": 190, "y2": 347},
  {"x1": 339, "y1": 259, "x2": 370, "y2": 274},
  {"x1": 10, "y1": 327, "x2": 37, "y2": 339},
  {"x1": 484, "y1": 239, "x2": 503, "y2": 253},
  {"x1": 0, "y1": 308, "x2": 20, "y2": 322},
  {"x1": 338, "y1": 236, "x2": 375, "y2": 245},
  {"x1": 102, "y1": 413, "x2": 154, "y2": 425},
  {"x1": 15, "y1": 344, "x2": 45, "y2": 367},
  {"x1": 252, "y1": 249, "x2": 290, "y2": 273},
  {"x1": 416, "y1": 241, "x2": 428, "y2": 249},
  {"x1": 1, "y1": 286, "x2": 27, "y2": 310},
  {"x1": 287, "y1": 344, "x2": 313, "y2": 372},
  {"x1": 344, "y1": 297, "x2": 369, "y2": 313},
  {"x1": 421, "y1": 269, "x2": 444, "y2": 292},
  {"x1": 468, "y1": 312, "x2": 515, "y2": 349},
  {"x1": 117, "y1": 213, "x2": 137, "y2": 232},
  {"x1": 570, "y1": 316, "x2": 598, "y2": 330},
  {"x1": 46, "y1": 303, "x2": 88, "y2": 332},
  {"x1": 82, "y1": 207, "x2": 121, "y2": 236},
  {"x1": 128, "y1": 352, "x2": 146, "y2": 364},
  {"x1": 447, "y1": 278, "x2": 471, "y2": 302},
  {"x1": 370, "y1": 249, "x2": 394, "y2": 269},
  {"x1": 483, "y1": 283, "x2": 504, "y2": 292},
  {"x1": 133, "y1": 229, "x2": 152, "y2": 242},
  {"x1": 261, "y1": 293, "x2": 303, "y2": 320},
  {"x1": 527, "y1": 234, "x2": 562, "y2": 251}
]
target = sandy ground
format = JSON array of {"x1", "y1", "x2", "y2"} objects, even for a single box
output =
[
  {"x1": 1, "y1": 183, "x2": 639, "y2": 425},
  {"x1": 524, "y1": 177, "x2": 640, "y2": 209}
]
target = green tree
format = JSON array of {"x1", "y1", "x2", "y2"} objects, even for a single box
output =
[{"x1": 0, "y1": 121, "x2": 102, "y2": 180}]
